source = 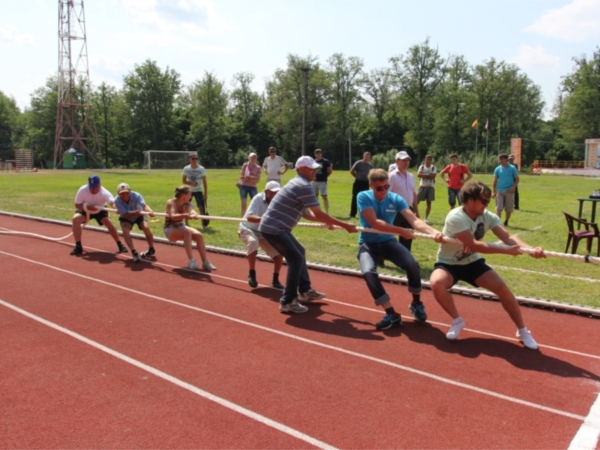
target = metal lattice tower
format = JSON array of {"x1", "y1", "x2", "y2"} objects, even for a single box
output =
[{"x1": 54, "y1": 0, "x2": 101, "y2": 169}]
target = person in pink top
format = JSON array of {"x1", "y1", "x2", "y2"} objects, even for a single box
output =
[
  {"x1": 239, "y1": 152, "x2": 262, "y2": 216},
  {"x1": 440, "y1": 154, "x2": 472, "y2": 209}
]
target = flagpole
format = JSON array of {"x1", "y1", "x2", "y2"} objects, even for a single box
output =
[
  {"x1": 475, "y1": 125, "x2": 478, "y2": 173},
  {"x1": 497, "y1": 117, "x2": 501, "y2": 156},
  {"x1": 485, "y1": 118, "x2": 489, "y2": 173}
]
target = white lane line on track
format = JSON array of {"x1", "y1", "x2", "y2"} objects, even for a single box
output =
[
  {"x1": 79, "y1": 245, "x2": 600, "y2": 362},
  {"x1": 0, "y1": 250, "x2": 588, "y2": 422},
  {"x1": 0, "y1": 298, "x2": 337, "y2": 450},
  {"x1": 569, "y1": 391, "x2": 600, "y2": 450}
]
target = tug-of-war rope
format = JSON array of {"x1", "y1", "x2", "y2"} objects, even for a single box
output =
[{"x1": 1, "y1": 208, "x2": 598, "y2": 317}]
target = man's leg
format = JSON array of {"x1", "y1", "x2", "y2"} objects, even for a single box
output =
[
  {"x1": 514, "y1": 186, "x2": 520, "y2": 210},
  {"x1": 393, "y1": 213, "x2": 413, "y2": 252},
  {"x1": 350, "y1": 181, "x2": 360, "y2": 218},
  {"x1": 322, "y1": 195, "x2": 329, "y2": 215},
  {"x1": 430, "y1": 267, "x2": 466, "y2": 339},
  {"x1": 101, "y1": 217, "x2": 127, "y2": 253},
  {"x1": 503, "y1": 191, "x2": 514, "y2": 225},
  {"x1": 70, "y1": 213, "x2": 86, "y2": 254},
  {"x1": 475, "y1": 270, "x2": 525, "y2": 329},
  {"x1": 121, "y1": 221, "x2": 136, "y2": 251},
  {"x1": 140, "y1": 221, "x2": 155, "y2": 248}
]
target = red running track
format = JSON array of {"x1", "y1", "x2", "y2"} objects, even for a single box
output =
[{"x1": 1, "y1": 215, "x2": 599, "y2": 449}]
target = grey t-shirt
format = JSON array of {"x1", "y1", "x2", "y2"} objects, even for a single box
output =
[{"x1": 351, "y1": 160, "x2": 373, "y2": 181}]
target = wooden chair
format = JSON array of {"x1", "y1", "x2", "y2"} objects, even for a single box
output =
[{"x1": 563, "y1": 212, "x2": 600, "y2": 256}]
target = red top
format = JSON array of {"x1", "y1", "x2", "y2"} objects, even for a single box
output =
[{"x1": 441, "y1": 164, "x2": 469, "y2": 190}]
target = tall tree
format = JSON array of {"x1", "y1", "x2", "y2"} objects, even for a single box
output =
[
  {"x1": 186, "y1": 71, "x2": 231, "y2": 166},
  {"x1": 123, "y1": 59, "x2": 182, "y2": 160},
  {"x1": 0, "y1": 91, "x2": 21, "y2": 160},
  {"x1": 390, "y1": 38, "x2": 448, "y2": 160}
]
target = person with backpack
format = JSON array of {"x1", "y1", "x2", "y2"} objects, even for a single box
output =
[
  {"x1": 417, "y1": 154, "x2": 437, "y2": 223},
  {"x1": 440, "y1": 154, "x2": 472, "y2": 210}
]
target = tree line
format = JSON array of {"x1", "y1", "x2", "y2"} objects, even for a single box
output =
[{"x1": 1, "y1": 39, "x2": 599, "y2": 170}]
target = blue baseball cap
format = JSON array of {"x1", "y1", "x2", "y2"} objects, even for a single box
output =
[{"x1": 88, "y1": 175, "x2": 101, "y2": 188}]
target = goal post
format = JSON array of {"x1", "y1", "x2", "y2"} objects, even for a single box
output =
[{"x1": 142, "y1": 150, "x2": 196, "y2": 170}]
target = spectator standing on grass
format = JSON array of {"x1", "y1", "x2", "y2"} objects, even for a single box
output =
[
  {"x1": 493, "y1": 153, "x2": 519, "y2": 227},
  {"x1": 440, "y1": 154, "x2": 472, "y2": 210},
  {"x1": 388, "y1": 151, "x2": 419, "y2": 252},
  {"x1": 508, "y1": 154, "x2": 520, "y2": 210},
  {"x1": 312, "y1": 148, "x2": 333, "y2": 214},
  {"x1": 429, "y1": 181, "x2": 544, "y2": 349},
  {"x1": 238, "y1": 181, "x2": 285, "y2": 289},
  {"x1": 239, "y1": 152, "x2": 262, "y2": 217},
  {"x1": 417, "y1": 154, "x2": 436, "y2": 224},
  {"x1": 358, "y1": 168, "x2": 443, "y2": 330},
  {"x1": 349, "y1": 152, "x2": 373, "y2": 219},
  {"x1": 70, "y1": 175, "x2": 128, "y2": 256},
  {"x1": 114, "y1": 182, "x2": 156, "y2": 263},
  {"x1": 262, "y1": 146, "x2": 288, "y2": 183},
  {"x1": 164, "y1": 186, "x2": 216, "y2": 272},
  {"x1": 259, "y1": 156, "x2": 357, "y2": 314},
  {"x1": 182, "y1": 153, "x2": 207, "y2": 218}
]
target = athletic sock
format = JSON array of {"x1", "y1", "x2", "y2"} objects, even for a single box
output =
[
  {"x1": 412, "y1": 295, "x2": 422, "y2": 305},
  {"x1": 272, "y1": 273, "x2": 279, "y2": 282},
  {"x1": 249, "y1": 269, "x2": 256, "y2": 277},
  {"x1": 385, "y1": 307, "x2": 396, "y2": 316},
  {"x1": 75, "y1": 241, "x2": 82, "y2": 248}
]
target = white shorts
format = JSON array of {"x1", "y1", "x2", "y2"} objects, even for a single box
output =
[
  {"x1": 164, "y1": 224, "x2": 187, "y2": 241},
  {"x1": 312, "y1": 181, "x2": 328, "y2": 196},
  {"x1": 239, "y1": 228, "x2": 279, "y2": 258}
]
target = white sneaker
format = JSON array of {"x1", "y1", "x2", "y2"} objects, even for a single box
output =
[
  {"x1": 280, "y1": 299, "x2": 309, "y2": 313},
  {"x1": 297, "y1": 289, "x2": 326, "y2": 302},
  {"x1": 202, "y1": 260, "x2": 217, "y2": 271},
  {"x1": 516, "y1": 328, "x2": 538, "y2": 350},
  {"x1": 187, "y1": 258, "x2": 199, "y2": 270},
  {"x1": 424, "y1": 218, "x2": 430, "y2": 224},
  {"x1": 446, "y1": 317, "x2": 465, "y2": 340}
]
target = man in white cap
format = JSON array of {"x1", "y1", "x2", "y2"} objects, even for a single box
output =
[
  {"x1": 259, "y1": 156, "x2": 357, "y2": 313},
  {"x1": 388, "y1": 150, "x2": 419, "y2": 252},
  {"x1": 114, "y1": 182, "x2": 157, "y2": 263},
  {"x1": 70, "y1": 174, "x2": 128, "y2": 256},
  {"x1": 239, "y1": 181, "x2": 285, "y2": 289}
]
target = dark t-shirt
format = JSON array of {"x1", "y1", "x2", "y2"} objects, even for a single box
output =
[{"x1": 314, "y1": 158, "x2": 332, "y2": 182}]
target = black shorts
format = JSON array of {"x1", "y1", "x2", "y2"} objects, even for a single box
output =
[
  {"x1": 119, "y1": 216, "x2": 145, "y2": 228},
  {"x1": 191, "y1": 191, "x2": 204, "y2": 208},
  {"x1": 75, "y1": 209, "x2": 108, "y2": 226},
  {"x1": 433, "y1": 258, "x2": 493, "y2": 288}
]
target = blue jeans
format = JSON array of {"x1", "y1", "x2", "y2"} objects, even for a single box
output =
[
  {"x1": 447, "y1": 188, "x2": 461, "y2": 207},
  {"x1": 357, "y1": 240, "x2": 422, "y2": 306},
  {"x1": 261, "y1": 231, "x2": 311, "y2": 304}
]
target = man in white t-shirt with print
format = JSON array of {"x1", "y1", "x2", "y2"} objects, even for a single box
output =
[
  {"x1": 70, "y1": 174, "x2": 128, "y2": 256},
  {"x1": 182, "y1": 153, "x2": 207, "y2": 216},
  {"x1": 262, "y1": 146, "x2": 288, "y2": 183},
  {"x1": 417, "y1": 154, "x2": 436, "y2": 224},
  {"x1": 429, "y1": 180, "x2": 545, "y2": 350}
]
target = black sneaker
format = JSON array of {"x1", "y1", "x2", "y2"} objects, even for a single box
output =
[
  {"x1": 408, "y1": 303, "x2": 427, "y2": 323},
  {"x1": 140, "y1": 248, "x2": 155, "y2": 258},
  {"x1": 248, "y1": 274, "x2": 258, "y2": 288},
  {"x1": 70, "y1": 246, "x2": 82, "y2": 256},
  {"x1": 272, "y1": 280, "x2": 284, "y2": 290},
  {"x1": 117, "y1": 243, "x2": 128, "y2": 254},
  {"x1": 503, "y1": 221, "x2": 509, "y2": 227},
  {"x1": 376, "y1": 313, "x2": 401, "y2": 330}
]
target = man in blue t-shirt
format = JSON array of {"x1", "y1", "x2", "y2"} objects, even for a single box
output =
[
  {"x1": 492, "y1": 153, "x2": 519, "y2": 226},
  {"x1": 357, "y1": 168, "x2": 443, "y2": 330},
  {"x1": 114, "y1": 183, "x2": 156, "y2": 263},
  {"x1": 259, "y1": 156, "x2": 357, "y2": 314},
  {"x1": 312, "y1": 148, "x2": 333, "y2": 214}
]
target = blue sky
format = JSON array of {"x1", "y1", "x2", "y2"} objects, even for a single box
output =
[{"x1": 2, "y1": 0, "x2": 600, "y2": 119}]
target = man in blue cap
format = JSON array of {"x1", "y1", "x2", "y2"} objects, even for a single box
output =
[{"x1": 70, "y1": 174, "x2": 128, "y2": 255}]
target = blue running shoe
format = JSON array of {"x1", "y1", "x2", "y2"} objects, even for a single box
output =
[
  {"x1": 408, "y1": 303, "x2": 427, "y2": 322},
  {"x1": 376, "y1": 313, "x2": 401, "y2": 330}
]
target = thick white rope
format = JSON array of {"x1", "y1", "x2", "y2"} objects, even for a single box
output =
[{"x1": 97, "y1": 207, "x2": 600, "y2": 265}]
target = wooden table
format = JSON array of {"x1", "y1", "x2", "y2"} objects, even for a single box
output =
[{"x1": 577, "y1": 197, "x2": 600, "y2": 229}]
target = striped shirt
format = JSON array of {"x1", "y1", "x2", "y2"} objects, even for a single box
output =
[{"x1": 258, "y1": 175, "x2": 319, "y2": 235}]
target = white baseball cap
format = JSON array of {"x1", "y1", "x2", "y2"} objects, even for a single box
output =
[
  {"x1": 395, "y1": 151, "x2": 411, "y2": 160},
  {"x1": 265, "y1": 181, "x2": 281, "y2": 192},
  {"x1": 117, "y1": 182, "x2": 131, "y2": 193},
  {"x1": 249, "y1": 152, "x2": 257, "y2": 158},
  {"x1": 295, "y1": 155, "x2": 322, "y2": 169}
]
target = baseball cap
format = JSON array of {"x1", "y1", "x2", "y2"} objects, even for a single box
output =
[
  {"x1": 265, "y1": 181, "x2": 281, "y2": 192},
  {"x1": 117, "y1": 182, "x2": 131, "y2": 194},
  {"x1": 249, "y1": 152, "x2": 257, "y2": 158},
  {"x1": 88, "y1": 175, "x2": 101, "y2": 188},
  {"x1": 395, "y1": 151, "x2": 411, "y2": 160},
  {"x1": 295, "y1": 155, "x2": 322, "y2": 170}
]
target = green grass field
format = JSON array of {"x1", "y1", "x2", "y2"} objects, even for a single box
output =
[{"x1": 1, "y1": 168, "x2": 599, "y2": 308}]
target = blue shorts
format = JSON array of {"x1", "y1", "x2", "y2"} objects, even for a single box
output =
[
  {"x1": 191, "y1": 191, "x2": 204, "y2": 209},
  {"x1": 239, "y1": 185, "x2": 258, "y2": 200}
]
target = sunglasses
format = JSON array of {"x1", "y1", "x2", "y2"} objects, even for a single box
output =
[
  {"x1": 479, "y1": 198, "x2": 490, "y2": 206},
  {"x1": 374, "y1": 184, "x2": 390, "y2": 192},
  {"x1": 190, "y1": 158, "x2": 198, "y2": 160}
]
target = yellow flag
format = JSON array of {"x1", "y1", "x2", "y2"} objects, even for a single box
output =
[{"x1": 472, "y1": 119, "x2": 479, "y2": 128}]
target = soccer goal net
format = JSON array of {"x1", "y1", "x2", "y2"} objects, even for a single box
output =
[{"x1": 143, "y1": 150, "x2": 195, "y2": 170}]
